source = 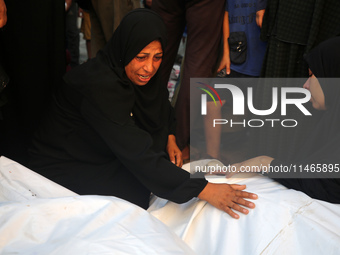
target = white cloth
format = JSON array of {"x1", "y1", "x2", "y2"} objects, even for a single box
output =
[
  {"x1": 0, "y1": 156, "x2": 195, "y2": 255},
  {"x1": 148, "y1": 161, "x2": 340, "y2": 255},
  {"x1": 1, "y1": 156, "x2": 340, "y2": 255}
]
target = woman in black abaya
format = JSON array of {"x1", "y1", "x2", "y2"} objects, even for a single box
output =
[
  {"x1": 28, "y1": 9, "x2": 258, "y2": 219},
  {"x1": 232, "y1": 36, "x2": 340, "y2": 203}
]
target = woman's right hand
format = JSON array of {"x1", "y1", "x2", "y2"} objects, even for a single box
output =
[{"x1": 198, "y1": 182, "x2": 258, "y2": 219}]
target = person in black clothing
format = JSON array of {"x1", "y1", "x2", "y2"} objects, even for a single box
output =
[
  {"x1": 231, "y1": 36, "x2": 340, "y2": 203},
  {"x1": 0, "y1": 0, "x2": 66, "y2": 166},
  {"x1": 29, "y1": 9, "x2": 257, "y2": 219}
]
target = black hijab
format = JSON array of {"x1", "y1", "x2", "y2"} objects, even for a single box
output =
[
  {"x1": 305, "y1": 36, "x2": 340, "y2": 79},
  {"x1": 305, "y1": 36, "x2": 340, "y2": 109},
  {"x1": 63, "y1": 9, "x2": 171, "y2": 149},
  {"x1": 273, "y1": 37, "x2": 340, "y2": 203},
  {"x1": 299, "y1": 36, "x2": 340, "y2": 163}
]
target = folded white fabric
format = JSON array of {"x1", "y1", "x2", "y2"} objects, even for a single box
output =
[
  {"x1": 0, "y1": 156, "x2": 195, "y2": 255},
  {"x1": 0, "y1": 156, "x2": 76, "y2": 201},
  {"x1": 148, "y1": 160, "x2": 340, "y2": 255},
  {"x1": 2, "y1": 156, "x2": 340, "y2": 255}
]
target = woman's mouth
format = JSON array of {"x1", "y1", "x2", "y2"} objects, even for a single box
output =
[{"x1": 138, "y1": 74, "x2": 152, "y2": 83}]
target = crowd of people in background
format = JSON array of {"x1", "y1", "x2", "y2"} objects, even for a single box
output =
[{"x1": 0, "y1": 0, "x2": 339, "y2": 211}]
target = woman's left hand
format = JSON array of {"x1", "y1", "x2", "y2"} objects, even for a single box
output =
[{"x1": 167, "y1": 135, "x2": 183, "y2": 167}]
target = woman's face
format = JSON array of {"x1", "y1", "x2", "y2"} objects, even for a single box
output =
[
  {"x1": 303, "y1": 69, "x2": 327, "y2": 110},
  {"x1": 125, "y1": 40, "x2": 163, "y2": 86}
]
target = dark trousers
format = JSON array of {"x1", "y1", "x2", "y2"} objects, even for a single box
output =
[
  {"x1": 65, "y1": 2, "x2": 80, "y2": 67},
  {"x1": 152, "y1": 0, "x2": 225, "y2": 149}
]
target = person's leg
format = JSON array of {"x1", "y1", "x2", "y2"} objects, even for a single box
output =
[
  {"x1": 204, "y1": 71, "x2": 253, "y2": 160},
  {"x1": 65, "y1": 1, "x2": 80, "y2": 67},
  {"x1": 152, "y1": 0, "x2": 186, "y2": 88},
  {"x1": 113, "y1": 0, "x2": 140, "y2": 31},
  {"x1": 174, "y1": 0, "x2": 225, "y2": 151},
  {"x1": 90, "y1": 0, "x2": 114, "y2": 57},
  {"x1": 81, "y1": 11, "x2": 92, "y2": 59},
  {"x1": 204, "y1": 100, "x2": 226, "y2": 159}
]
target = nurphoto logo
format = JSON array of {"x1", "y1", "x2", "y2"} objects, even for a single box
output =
[{"x1": 199, "y1": 82, "x2": 311, "y2": 128}]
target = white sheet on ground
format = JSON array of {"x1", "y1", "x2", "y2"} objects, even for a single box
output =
[
  {"x1": 148, "y1": 160, "x2": 340, "y2": 255},
  {"x1": 1, "y1": 156, "x2": 340, "y2": 255},
  {"x1": 0, "y1": 156, "x2": 195, "y2": 255}
]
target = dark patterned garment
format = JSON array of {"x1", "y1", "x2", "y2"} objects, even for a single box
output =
[
  {"x1": 260, "y1": 0, "x2": 340, "y2": 78},
  {"x1": 250, "y1": 0, "x2": 340, "y2": 161}
]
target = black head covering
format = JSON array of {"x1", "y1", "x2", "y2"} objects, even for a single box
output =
[
  {"x1": 305, "y1": 36, "x2": 340, "y2": 110},
  {"x1": 63, "y1": 9, "x2": 171, "y2": 148},
  {"x1": 274, "y1": 37, "x2": 340, "y2": 203},
  {"x1": 299, "y1": 36, "x2": 340, "y2": 162},
  {"x1": 305, "y1": 36, "x2": 340, "y2": 79}
]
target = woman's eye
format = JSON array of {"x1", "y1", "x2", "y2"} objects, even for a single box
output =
[
  {"x1": 136, "y1": 56, "x2": 145, "y2": 61},
  {"x1": 154, "y1": 56, "x2": 163, "y2": 61}
]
